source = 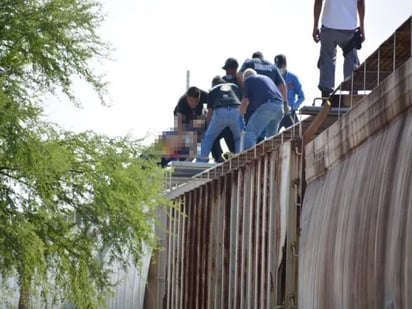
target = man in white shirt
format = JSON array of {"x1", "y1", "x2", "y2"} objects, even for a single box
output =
[{"x1": 313, "y1": 0, "x2": 365, "y2": 98}]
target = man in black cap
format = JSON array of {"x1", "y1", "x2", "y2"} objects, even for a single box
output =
[
  {"x1": 222, "y1": 57, "x2": 240, "y2": 86},
  {"x1": 204, "y1": 57, "x2": 241, "y2": 161},
  {"x1": 198, "y1": 76, "x2": 242, "y2": 162},
  {"x1": 274, "y1": 54, "x2": 305, "y2": 131}
]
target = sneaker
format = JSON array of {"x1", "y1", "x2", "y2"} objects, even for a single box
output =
[
  {"x1": 221, "y1": 152, "x2": 235, "y2": 161},
  {"x1": 321, "y1": 90, "x2": 333, "y2": 106}
]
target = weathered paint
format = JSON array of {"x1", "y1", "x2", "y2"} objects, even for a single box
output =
[
  {"x1": 161, "y1": 138, "x2": 302, "y2": 309},
  {"x1": 145, "y1": 16, "x2": 411, "y2": 309},
  {"x1": 300, "y1": 58, "x2": 412, "y2": 308}
]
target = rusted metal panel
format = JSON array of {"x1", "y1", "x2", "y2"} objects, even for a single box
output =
[
  {"x1": 145, "y1": 16, "x2": 412, "y2": 309},
  {"x1": 229, "y1": 169, "x2": 242, "y2": 309},
  {"x1": 300, "y1": 60, "x2": 412, "y2": 307},
  {"x1": 161, "y1": 139, "x2": 301, "y2": 309},
  {"x1": 284, "y1": 140, "x2": 302, "y2": 309}
]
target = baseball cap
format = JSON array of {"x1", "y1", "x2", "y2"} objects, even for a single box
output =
[
  {"x1": 222, "y1": 57, "x2": 239, "y2": 70},
  {"x1": 274, "y1": 54, "x2": 287, "y2": 67}
]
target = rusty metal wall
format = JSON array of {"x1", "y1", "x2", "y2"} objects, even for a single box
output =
[
  {"x1": 150, "y1": 18, "x2": 411, "y2": 309},
  {"x1": 299, "y1": 58, "x2": 412, "y2": 308},
  {"x1": 163, "y1": 139, "x2": 302, "y2": 309}
]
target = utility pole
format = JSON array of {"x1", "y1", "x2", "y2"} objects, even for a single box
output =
[{"x1": 186, "y1": 70, "x2": 190, "y2": 89}]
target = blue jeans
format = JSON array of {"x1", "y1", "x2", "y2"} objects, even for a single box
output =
[
  {"x1": 199, "y1": 106, "x2": 241, "y2": 162},
  {"x1": 243, "y1": 101, "x2": 284, "y2": 151}
]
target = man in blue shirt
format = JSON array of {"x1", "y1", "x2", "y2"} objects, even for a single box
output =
[
  {"x1": 240, "y1": 69, "x2": 286, "y2": 151},
  {"x1": 274, "y1": 54, "x2": 305, "y2": 131},
  {"x1": 238, "y1": 52, "x2": 287, "y2": 142}
]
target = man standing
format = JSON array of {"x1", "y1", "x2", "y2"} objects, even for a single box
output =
[
  {"x1": 198, "y1": 76, "x2": 242, "y2": 162},
  {"x1": 203, "y1": 57, "x2": 241, "y2": 162},
  {"x1": 238, "y1": 52, "x2": 287, "y2": 142},
  {"x1": 274, "y1": 54, "x2": 305, "y2": 131},
  {"x1": 240, "y1": 69, "x2": 286, "y2": 151},
  {"x1": 313, "y1": 0, "x2": 365, "y2": 98}
]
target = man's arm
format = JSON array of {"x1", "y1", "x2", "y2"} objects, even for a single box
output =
[
  {"x1": 175, "y1": 113, "x2": 185, "y2": 133},
  {"x1": 357, "y1": 0, "x2": 366, "y2": 42},
  {"x1": 206, "y1": 108, "x2": 213, "y2": 126},
  {"x1": 293, "y1": 75, "x2": 305, "y2": 110},
  {"x1": 240, "y1": 97, "x2": 249, "y2": 116},
  {"x1": 294, "y1": 88, "x2": 305, "y2": 110},
  {"x1": 279, "y1": 83, "x2": 288, "y2": 105},
  {"x1": 278, "y1": 83, "x2": 290, "y2": 114},
  {"x1": 236, "y1": 71, "x2": 245, "y2": 90},
  {"x1": 313, "y1": 0, "x2": 323, "y2": 42}
]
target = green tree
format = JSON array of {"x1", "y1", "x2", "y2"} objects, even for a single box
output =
[{"x1": 0, "y1": 0, "x2": 169, "y2": 308}]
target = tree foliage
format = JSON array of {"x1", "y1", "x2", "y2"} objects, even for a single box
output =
[
  {"x1": 0, "y1": 0, "x2": 109, "y2": 105},
  {"x1": 0, "y1": 0, "x2": 169, "y2": 307}
]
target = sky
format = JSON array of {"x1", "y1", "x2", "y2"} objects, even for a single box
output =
[{"x1": 44, "y1": 0, "x2": 412, "y2": 146}]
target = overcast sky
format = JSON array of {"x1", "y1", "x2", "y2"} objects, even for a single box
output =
[{"x1": 44, "y1": 0, "x2": 412, "y2": 145}]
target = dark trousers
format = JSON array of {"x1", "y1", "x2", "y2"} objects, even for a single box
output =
[
  {"x1": 211, "y1": 127, "x2": 234, "y2": 162},
  {"x1": 278, "y1": 112, "x2": 299, "y2": 131}
]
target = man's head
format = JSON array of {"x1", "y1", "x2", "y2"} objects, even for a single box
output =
[
  {"x1": 243, "y1": 68, "x2": 257, "y2": 80},
  {"x1": 252, "y1": 51, "x2": 264, "y2": 59},
  {"x1": 211, "y1": 75, "x2": 225, "y2": 87},
  {"x1": 274, "y1": 54, "x2": 287, "y2": 69},
  {"x1": 222, "y1": 57, "x2": 238, "y2": 73},
  {"x1": 186, "y1": 86, "x2": 201, "y2": 109}
]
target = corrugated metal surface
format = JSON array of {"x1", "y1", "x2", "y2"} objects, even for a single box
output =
[
  {"x1": 106, "y1": 250, "x2": 152, "y2": 309},
  {"x1": 162, "y1": 139, "x2": 302, "y2": 309},
  {"x1": 299, "y1": 58, "x2": 412, "y2": 308},
  {"x1": 149, "y1": 16, "x2": 411, "y2": 309}
]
